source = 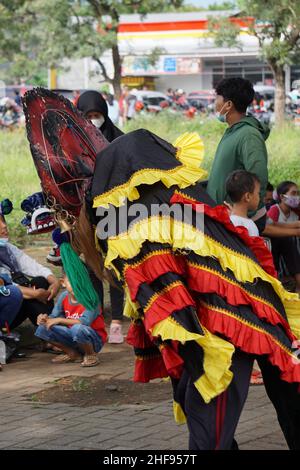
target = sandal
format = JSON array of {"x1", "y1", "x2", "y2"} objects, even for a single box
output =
[
  {"x1": 250, "y1": 369, "x2": 263, "y2": 385},
  {"x1": 81, "y1": 354, "x2": 99, "y2": 367},
  {"x1": 51, "y1": 354, "x2": 82, "y2": 364}
]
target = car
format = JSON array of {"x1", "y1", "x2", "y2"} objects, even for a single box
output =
[
  {"x1": 187, "y1": 90, "x2": 215, "y2": 110},
  {"x1": 130, "y1": 90, "x2": 170, "y2": 113},
  {"x1": 51, "y1": 88, "x2": 75, "y2": 101}
]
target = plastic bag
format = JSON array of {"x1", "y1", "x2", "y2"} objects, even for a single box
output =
[{"x1": 0, "y1": 330, "x2": 20, "y2": 362}]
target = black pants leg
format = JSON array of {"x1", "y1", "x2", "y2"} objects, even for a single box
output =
[
  {"x1": 257, "y1": 355, "x2": 300, "y2": 449},
  {"x1": 85, "y1": 265, "x2": 104, "y2": 308},
  {"x1": 174, "y1": 349, "x2": 254, "y2": 450},
  {"x1": 109, "y1": 280, "x2": 124, "y2": 321},
  {"x1": 10, "y1": 277, "x2": 54, "y2": 329},
  {"x1": 270, "y1": 237, "x2": 300, "y2": 276}
]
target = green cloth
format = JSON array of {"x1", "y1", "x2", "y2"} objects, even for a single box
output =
[
  {"x1": 207, "y1": 115, "x2": 269, "y2": 212},
  {"x1": 60, "y1": 242, "x2": 100, "y2": 311}
]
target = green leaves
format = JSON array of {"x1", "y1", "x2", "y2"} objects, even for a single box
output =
[{"x1": 0, "y1": 0, "x2": 185, "y2": 88}]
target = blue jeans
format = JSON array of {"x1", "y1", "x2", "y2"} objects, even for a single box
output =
[
  {"x1": 35, "y1": 323, "x2": 103, "y2": 353},
  {"x1": 0, "y1": 284, "x2": 23, "y2": 328}
]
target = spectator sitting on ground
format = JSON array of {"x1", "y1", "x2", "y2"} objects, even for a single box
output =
[
  {"x1": 266, "y1": 181, "x2": 300, "y2": 294},
  {"x1": 35, "y1": 271, "x2": 107, "y2": 367},
  {"x1": 0, "y1": 199, "x2": 60, "y2": 331}
]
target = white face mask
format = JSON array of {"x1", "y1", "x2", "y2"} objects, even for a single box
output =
[
  {"x1": 0, "y1": 238, "x2": 8, "y2": 246},
  {"x1": 91, "y1": 116, "x2": 105, "y2": 128}
]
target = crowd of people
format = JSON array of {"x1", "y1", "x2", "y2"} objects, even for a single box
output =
[
  {"x1": 0, "y1": 77, "x2": 300, "y2": 450},
  {"x1": 1, "y1": 78, "x2": 300, "y2": 355}
]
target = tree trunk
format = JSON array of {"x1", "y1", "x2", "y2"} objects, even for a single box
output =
[
  {"x1": 112, "y1": 44, "x2": 122, "y2": 100},
  {"x1": 273, "y1": 66, "x2": 286, "y2": 127}
]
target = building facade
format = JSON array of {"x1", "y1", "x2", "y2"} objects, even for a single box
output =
[{"x1": 57, "y1": 10, "x2": 295, "y2": 93}]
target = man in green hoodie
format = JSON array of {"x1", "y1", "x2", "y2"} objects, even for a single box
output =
[{"x1": 207, "y1": 77, "x2": 269, "y2": 233}]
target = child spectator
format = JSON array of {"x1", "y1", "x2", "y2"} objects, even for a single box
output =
[
  {"x1": 226, "y1": 170, "x2": 261, "y2": 237},
  {"x1": 267, "y1": 181, "x2": 300, "y2": 294},
  {"x1": 226, "y1": 170, "x2": 263, "y2": 385},
  {"x1": 35, "y1": 272, "x2": 107, "y2": 367}
]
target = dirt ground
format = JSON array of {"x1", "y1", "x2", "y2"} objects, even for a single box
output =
[{"x1": 30, "y1": 374, "x2": 172, "y2": 407}]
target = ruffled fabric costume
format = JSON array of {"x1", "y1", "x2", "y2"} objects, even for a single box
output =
[
  {"x1": 22, "y1": 88, "x2": 300, "y2": 428},
  {"x1": 90, "y1": 129, "x2": 300, "y2": 421}
]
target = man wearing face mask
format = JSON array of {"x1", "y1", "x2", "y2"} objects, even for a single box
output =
[
  {"x1": 77, "y1": 90, "x2": 125, "y2": 344},
  {"x1": 207, "y1": 78, "x2": 269, "y2": 234},
  {"x1": 0, "y1": 199, "x2": 60, "y2": 331}
]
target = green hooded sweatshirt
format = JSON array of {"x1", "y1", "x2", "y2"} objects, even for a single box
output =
[{"x1": 207, "y1": 115, "x2": 270, "y2": 211}]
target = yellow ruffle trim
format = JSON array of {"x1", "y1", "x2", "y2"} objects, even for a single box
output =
[
  {"x1": 123, "y1": 286, "x2": 140, "y2": 320},
  {"x1": 173, "y1": 400, "x2": 187, "y2": 425},
  {"x1": 104, "y1": 216, "x2": 300, "y2": 338},
  {"x1": 93, "y1": 132, "x2": 207, "y2": 209},
  {"x1": 152, "y1": 317, "x2": 234, "y2": 404}
]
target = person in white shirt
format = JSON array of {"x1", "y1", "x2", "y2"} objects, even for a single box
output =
[
  {"x1": 0, "y1": 209, "x2": 60, "y2": 329},
  {"x1": 226, "y1": 170, "x2": 261, "y2": 237},
  {"x1": 104, "y1": 93, "x2": 120, "y2": 125},
  {"x1": 225, "y1": 170, "x2": 264, "y2": 389}
]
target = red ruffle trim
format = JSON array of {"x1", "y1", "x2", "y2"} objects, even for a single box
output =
[
  {"x1": 126, "y1": 321, "x2": 155, "y2": 349},
  {"x1": 127, "y1": 321, "x2": 184, "y2": 382},
  {"x1": 170, "y1": 192, "x2": 277, "y2": 278},
  {"x1": 143, "y1": 283, "x2": 195, "y2": 332},
  {"x1": 160, "y1": 343, "x2": 184, "y2": 379},
  {"x1": 124, "y1": 252, "x2": 185, "y2": 302},
  {"x1": 133, "y1": 356, "x2": 168, "y2": 383},
  {"x1": 187, "y1": 263, "x2": 294, "y2": 342},
  {"x1": 199, "y1": 303, "x2": 300, "y2": 384}
]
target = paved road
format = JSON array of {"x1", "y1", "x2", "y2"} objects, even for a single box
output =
[{"x1": 0, "y1": 342, "x2": 288, "y2": 450}]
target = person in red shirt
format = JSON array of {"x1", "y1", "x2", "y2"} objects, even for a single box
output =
[{"x1": 35, "y1": 272, "x2": 107, "y2": 367}]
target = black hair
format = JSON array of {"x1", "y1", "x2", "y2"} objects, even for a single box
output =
[
  {"x1": 226, "y1": 170, "x2": 260, "y2": 203},
  {"x1": 215, "y1": 77, "x2": 254, "y2": 113},
  {"x1": 276, "y1": 181, "x2": 297, "y2": 199},
  {"x1": 266, "y1": 182, "x2": 274, "y2": 192}
]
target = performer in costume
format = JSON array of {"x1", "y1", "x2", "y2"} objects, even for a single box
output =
[{"x1": 23, "y1": 88, "x2": 300, "y2": 450}]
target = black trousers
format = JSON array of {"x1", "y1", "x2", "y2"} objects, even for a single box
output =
[
  {"x1": 10, "y1": 277, "x2": 54, "y2": 329},
  {"x1": 257, "y1": 355, "x2": 300, "y2": 450},
  {"x1": 254, "y1": 214, "x2": 267, "y2": 235},
  {"x1": 109, "y1": 279, "x2": 124, "y2": 322},
  {"x1": 174, "y1": 349, "x2": 254, "y2": 450},
  {"x1": 270, "y1": 236, "x2": 300, "y2": 276},
  {"x1": 86, "y1": 265, "x2": 104, "y2": 308}
]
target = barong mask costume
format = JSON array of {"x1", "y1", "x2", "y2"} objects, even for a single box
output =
[
  {"x1": 23, "y1": 88, "x2": 300, "y2": 424},
  {"x1": 22, "y1": 88, "x2": 108, "y2": 310},
  {"x1": 20, "y1": 192, "x2": 55, "y2": 235}
]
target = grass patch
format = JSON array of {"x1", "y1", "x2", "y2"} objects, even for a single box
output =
[{"x1": 1, "y1": 115, "x2": 299, "y2": 245}]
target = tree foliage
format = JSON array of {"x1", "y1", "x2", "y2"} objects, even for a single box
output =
[
  {"x1": 209, "y1": 0, "x2": 300, "y2": 69},
  {"x1": 208, "y1": 0, "x2": 300, "y2": 124},
  {"x1": 0, "y1": 0, "x2": 184, "y2": 94}
]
